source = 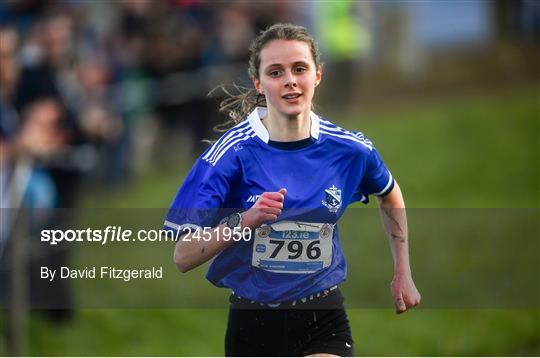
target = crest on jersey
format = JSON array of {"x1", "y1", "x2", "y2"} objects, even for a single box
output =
[{"x1": 322, "y1": 185, "x2": 342, "y2": 213}]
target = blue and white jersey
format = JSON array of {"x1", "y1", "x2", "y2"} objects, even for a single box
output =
[{"x1": 165, "y1": 107, "x2": 394, "y2": 303}]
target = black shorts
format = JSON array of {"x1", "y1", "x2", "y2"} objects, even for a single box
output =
[{"x1": 225, "y1": 288, "x2": 354, "y2": 357}]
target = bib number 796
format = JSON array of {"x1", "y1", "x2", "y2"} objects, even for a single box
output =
[
  {"x1": 269, "y1": 239, "x2": 321, "y2": 260},
  {"x1": 251, "y1": 221, "x2": 333, "y2": 274}
]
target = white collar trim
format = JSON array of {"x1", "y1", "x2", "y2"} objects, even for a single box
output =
[{"x1": 247, "y1": 107, "x2": 320, "y2": 143}]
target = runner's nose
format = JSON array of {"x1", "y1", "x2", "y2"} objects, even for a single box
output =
[{"x1": 284, "y1": 71, "x2": 297, "y2": 88}]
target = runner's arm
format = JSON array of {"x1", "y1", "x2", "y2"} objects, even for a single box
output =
[
  {"x1": 376, "y1": 181, "x2": 421, "y2": 313},
  {"x1": 173, "y1": 189, "x2": 286, "y2": 272}
]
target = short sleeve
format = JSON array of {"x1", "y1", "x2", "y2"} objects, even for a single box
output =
[
  {"x1": 163, "y1": 157, "x2": 237, "y2": 232},
  {"x1": 357, "y1": 148, "x2": 394, "y2": 204}
]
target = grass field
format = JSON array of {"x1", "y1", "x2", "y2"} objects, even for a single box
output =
[{"x1": 1, "y1": 87, "x2": 539, "y2": 356}]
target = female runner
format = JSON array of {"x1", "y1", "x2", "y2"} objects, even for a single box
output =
[{"x1": 165, "y1": 23, "x2": 421, "y2": 357}]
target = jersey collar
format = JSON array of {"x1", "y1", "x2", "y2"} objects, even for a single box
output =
[{"x1": 247, "y1": 107, "x2": 320, "y2": 144}]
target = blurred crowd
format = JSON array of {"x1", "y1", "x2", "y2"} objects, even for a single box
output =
[{"x1": 0, "y1": 0, "x2": 316, "y2": 213}]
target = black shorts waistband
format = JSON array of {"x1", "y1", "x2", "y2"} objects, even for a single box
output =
[{"x1": 229, "y1": 286, "x2": 344, "y2": 310}]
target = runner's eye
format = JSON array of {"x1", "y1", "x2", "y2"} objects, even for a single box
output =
[
  {"x1": 294, "y1": 66, "x2": 308, "y2": 73},
  {"x1": 269, "y1": 70, "x2": 282, "y2": 77}
]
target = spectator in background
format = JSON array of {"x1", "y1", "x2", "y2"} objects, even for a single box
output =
[
  {"x1": 313, "y1": 0, "x2": 371, "y2": 112},
  {"x1": 76, "y1": 54, "x2": 125, "y2": 187},
  {"x1": 0, "y1": 26, "x2": 58, "y2": 243},
  {"x1": 14, "y1": 11, "x2": 85, "y2": 207},
  {"x1": 1, "y1": 25, "x2": 23, "y2": 252},
  {"x1": 0, "y1": 26, "x2": 20, "y2": 143},
  {"x1": 0, "y1": 97, "x2": 71, "y2": 320},
  {"x1": 106, "y1": 0, "x2": 155, "y2": 176},
  {"x1": 4, "y1": 12, "x2": 85, "y2": 321},
  {"x1": 143, "y1": 3, "x2": 209, "y2": 163}
]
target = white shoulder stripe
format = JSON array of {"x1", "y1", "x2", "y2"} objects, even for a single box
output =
[
  {"x1": 320, "y1": 119, "x2": 367, "y2": 137},
  {"x1": 319, "y1": 120, "x2": 370, "y2": 140},
  {"x1": 202, "y1": 122, "x2": 245, "y2": 160},
  {"x1": 319, "y1": 121, "x2": 373, "y2": 149},
  {"x1": 206, "y1": 127, "x2": 252, "y2": 163},
  {"x1": 206, "y1": 130, "x2": 255, "y2": 166},
  {"x1": 210, "y1": 131, "x2": 255, "y2": 165},
  {"x1": 203, "y1": 121, "x2": 250, "y2": 161},
  {"x1": 320, "y1": 128, "x2": 373, "y2": 150},
  {"x1": 202, "y1": 121, "x2": 250, "y2": 161},
  {"x1": 350, "y1": 131, "x2": 373, "y2": 146}
]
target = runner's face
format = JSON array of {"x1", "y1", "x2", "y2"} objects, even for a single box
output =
[{"x1": 254, "y1": 40, "x2": 321, "y2": 118}]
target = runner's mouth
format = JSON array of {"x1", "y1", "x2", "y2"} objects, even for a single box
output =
[{"x1": 282, "y1": 93, "x2": 302, "y2": 100}]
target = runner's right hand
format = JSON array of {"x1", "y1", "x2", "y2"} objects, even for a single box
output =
[{"x1": 241, "y1": 188, "x2": 287, "y2": 229}]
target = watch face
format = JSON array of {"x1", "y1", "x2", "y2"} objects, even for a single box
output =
[{"x1": 227, "y1": 213, "x2": 240, "y2": 228}]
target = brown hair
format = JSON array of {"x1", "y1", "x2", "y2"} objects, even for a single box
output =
[{"x1": 212, "y1": 23, "x2": 321, "y2": 133}]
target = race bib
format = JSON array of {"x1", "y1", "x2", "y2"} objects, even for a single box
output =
[{"x1": 251, "y1": 221, "x2": 334, "y2": 274}]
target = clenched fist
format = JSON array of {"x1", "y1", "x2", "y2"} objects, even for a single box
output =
[{"x1": 241, "y1": 188, "x2": 287, "y2": 229}]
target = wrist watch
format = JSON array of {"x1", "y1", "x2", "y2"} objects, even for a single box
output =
[{"x1": 226, "y1": 212, "x2": 242, "y2": 230}]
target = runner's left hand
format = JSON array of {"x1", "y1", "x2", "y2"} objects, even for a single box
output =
[{"x1": 391, "y1": 273, "x2": 421, "y2": 314}]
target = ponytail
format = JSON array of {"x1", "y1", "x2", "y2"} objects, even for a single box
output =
[{"x1": 209, "y1": 83, "x2": 266, "y2": 133}]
